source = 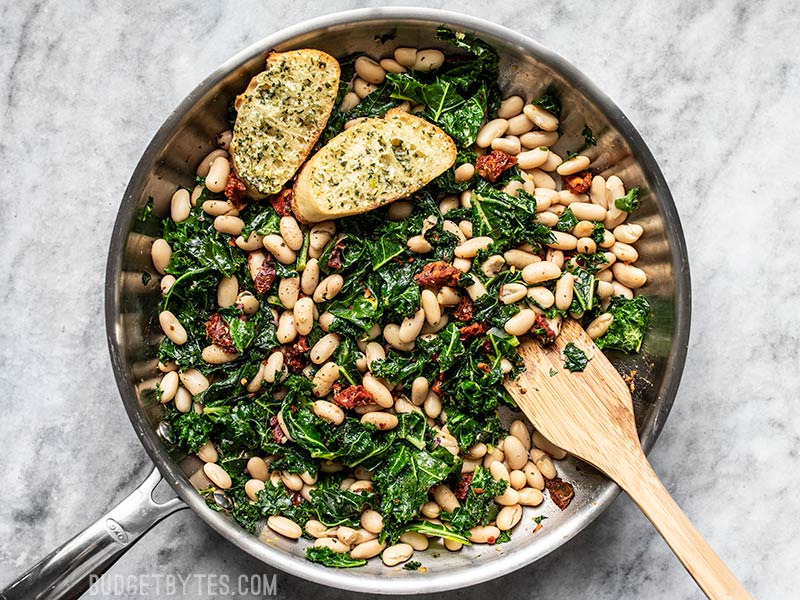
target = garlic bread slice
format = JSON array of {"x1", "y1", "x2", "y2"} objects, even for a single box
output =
[
  {"x1": 292, "y1": 108, "x2": 457, "y2": 223},
  {"x1": 230, "y1": 50, "x2": 340, "y2": 198}
]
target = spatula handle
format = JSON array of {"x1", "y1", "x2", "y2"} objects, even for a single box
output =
[{"x1": 617, "y1": 453, "x2": 752, "y2": 600}]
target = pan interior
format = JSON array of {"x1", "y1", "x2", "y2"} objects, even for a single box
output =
[{"x1": 106, "y1": 9, "x2": 689, "y2": 594}]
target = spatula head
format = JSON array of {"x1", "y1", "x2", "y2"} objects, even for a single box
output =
[{"x1": 504, "y1": 318, "x2": 642, "y2": 476}]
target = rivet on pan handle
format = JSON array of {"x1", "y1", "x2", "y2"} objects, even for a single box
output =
[{"x1": 0, "y1": 467, "x2": 186, "y2": 600}]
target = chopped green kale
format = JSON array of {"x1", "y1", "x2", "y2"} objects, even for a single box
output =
[
  {"x1": 595, "y1": 295, "x2": 651, "y2": 353},
  {"x1": 563, "y1": 342, "x2": 589, "y2": 372}
]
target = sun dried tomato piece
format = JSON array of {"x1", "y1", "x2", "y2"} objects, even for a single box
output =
[
  {"x1": 562, "y1": 170, "x2": 593, "y2": 194},
  {"x1": 430, "y1": 374, "x2": 444, "y2": 396},
  {"x1": 452, "y1": 296, "x2": 474, "y2": 322},
  {"x1": 284, "y1": 335, "x2": 310, "y2": 373},
  {"x1": 414, "y1": 261, "x2": 461, "y2": 289},
  {"x1": 269, "y1": 415, "x2": 287, "y2": 444},
  {"x1": 452, "y1": 472, "x2": 474, "y2": 500},
  {"x1": 533, "y1": 314, "x2": 556, "y2": 344},
  {"x1": 224, "y1": 171, "x2": 248, "y2": 210},
  {"x1": 253, "y1": 254, "x2": 276, "y2": 295},
  {"x1": 545, "y1": 477, "x2": 575, "y2": 510},
  {"x1": 476, "y1": 150, "x2": 518, "y2": 182},
  {"x1": 459, "y1": 322, "x2": 488, "y2": 342},
  {"x1": 269, "y1": 188, "x2": 293, "y2": 217},
  {"x1": 327, "y1": 238, "x2": 346, "y2": 270},
  {"x1": 204, "y1": 313, "x2": 236, "y2": 352},
  {"x1": 333, "y1": 385, "x2": 374, "y2": 409}
]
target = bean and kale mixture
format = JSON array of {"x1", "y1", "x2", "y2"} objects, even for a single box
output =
[{"x1": 151, "y1": 27, "x2": 651, "y2": 569}]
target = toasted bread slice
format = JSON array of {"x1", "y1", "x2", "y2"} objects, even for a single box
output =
[
  {"x1": 230, "y1": 50, "x2": 340, "y2": 198},
  {"x1": 292, "y1": 108, "x2": 457, "y2": 223}
]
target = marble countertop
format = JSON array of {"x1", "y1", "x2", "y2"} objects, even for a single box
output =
[{"x1": 1, "y1": 1, "x2": 798, "y2": 598}]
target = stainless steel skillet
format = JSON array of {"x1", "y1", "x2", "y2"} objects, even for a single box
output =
[{"x1": 1, "y1": 8, "x2": 690, "y2": 599}]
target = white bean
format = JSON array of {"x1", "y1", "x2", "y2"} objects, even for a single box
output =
[
  {"x1": 420, "y1": 289, "x2": 441, "y2": 326},
  {"x1": 521, "y1": 261, "x2": 561, "y2": 284},
  {"x1": 547, "y1": 231, "x2": 578, "y2": 251},
  {"x1": 170, "y1": 189, "x2": 191, "y2": 222},
  {"x1": 159, "y1": 371, "x2": 179, "y2": 403},
  {"x1": 339, "y1": 91, "x2": 360, "y2": 112},
  {"x1": 205, "y1": 156, "x2": 230, "y2": 193},
  {"x1": 504, "y1": 309, "x2": 537, "y2": 336},
  {"x1": 510, "y1": 420, "x2": 532, "y2": 451},
  {"x1": 382, "y1": 543, "x2": 414, "y2": 567},
  {"x1": 277, "y1": 311, "x2": 297, "y2": 344},
  {"x1": 278, "y1": 277, "x2": 300, "y2": 310},
  {"x1": 196, "y1": 149, "x2": 227, "y2": 177},
  {"x1": 263, "y1": 351, "x2": 284, "y2": 383},
  {"x1": 520, "y1": 130, "x2": 559, "y2": 148},
  {"x1": 413, "y1": 49, "x2": 444, "y2": 72},
  {"x1": 267, "y1": 515, "x2": 302, "y2": 539},
  {"x1": 365, "y1": 342, "x2": 386, "y2": 369},
  {"x1": 217, "y1": 275, "x2": 238, "y2": 308},
  {"x1": 245, "y1": 479, "x2": 265, "y2": 501},
  {"x1": 576, "y1": 237, "x2": 597, "y2": 254},
  {"x1": 491, "y1": 136, "x2": 521, "y2": 155},
  {"x1": 407, "y1": 235, "x2": 432, "y2": 253},
  {"x1": 279, "y1": 216, "x2": 304, "y2": 251},
  {"x1": 263, "y1": 234, "x2": 296, "y2": 264},
  {"x1": 353, "y1": 77, "x2": 377, "y2": 99},
  {"x1": 612, "y1": 281, "x2": 634, "y2": 299},
  {"x1": 362, "y1": 373, "x2": 393, "y2": 408},
  {"x1": 504, "y1": 435, "x2": 528, "y2": 470},
  {"x1": 179, "y1": 368, "x2": 209, "y2": 395},
  {"x1": 399, "y1": 309, "x2": 425, "y2": 343},
  {"x1": 313, "y1": 274, "x2": 344, "y2": 303},
  {"x1": 355, "y1": 56, "x2": 386, "y2": 84},
  {"x1": 311, "y1": 333, "x2": 340, "y2": 365},
  {"x1": 159, "y1": 310, "x2": 187, "y2": 345},
  {"x1": 203, "y1": 199, "x2": 238, "y2": 217},
  {"x1": 455, "y1": 236, "x2": 493, "y2": 258},
  {"x1": 527, "y1": 286, "x2": 555, "y2": 309},
  {"x1": 394, "y1": 47, "x2": 417, "y2": 68},
  {"x1": 555, "y1": 273, "x2": 575, "y2": 311},
  {"x1": 293, "y1": 296, "x2": 314, "y2": 336},
  {"x1": 540, "y1": 151, "x2": 563, "y2": 172},
  {"x1": 523, "y1": 104, "x2": 559, "y2": 131},
  {"x1": 423, "y1": 391, "x2": 442, "y2": 419},
  {"x1": 499, "y1": 282, "x2": 527, "y2": 304},
  {"x1": 151, "y1": 239, "x2": 172, "y2": 274},
  {"x1": 203, "y1": 463, "x2": 232, "y2": 489},
  {"x1": 496, "y1": 504, "x2": 523, "y2": 531},
  {"x1": 202, "y1": 344, "x2": 239, "y2": 364},
  {"x1": 214, "y1": 215, "x2": 244, "y2": 236},
  {"x1": 518, "y1": 487, "x2": 545, "y2": 506},
  {"x1": 173, "y1": 387, "x2": 192, "y2": 412},
  {"x1": 587, "y1": 313, "x2": 614, "y2": 339},
  {"x1": 613, "y1": 223, "x2": 644, "y2": 244},
  {"x1": 301, "y1": 258, "x2": 320, "y2": 295},
  {"x1": 361, "y1": 411, "x2": 399, "y2": 430},
  {"x1": 506, "y1": 112, "x2": 535, "y2": 136},
  {"x1": 497, "y1": 95, "x2": 524, "y2": 119},
  {"x1": 237, "y1": 291, "x2": 259, "y2": 315},
  {"x1": 379, "y1": 58, "x2": 406, "y2": 74},
  {"x1": 312, "y1": 362, "x2": 340, "y2": 397},
  {"x1": 313, "y1": 400, "x2": 345, "y2": 425},
  {"x1": 432, "y1": 485, "x2": 460, "y2": 512},
  {"x1": 611, "y1": 241, "x2": 639, "y2": 263},
  {"x1": 454, "y1": 163, "x2": 475, "y2": 183},
  {"x1": 495, "y1": 487, "x2": 520, "y2": 506},
  {"x1": 516, "y1": 147, "x2": 550, "y2": 170},
  {"x1": 388, "y1": 200, "x2": 413, "y2": 220},
  {"x1": 360, "y1": 509, "x2": 384, "y2": 534},
  {"x1": 504, "y1": 249, "x2": 539, "y2": 269},
  {"x1": 557, "y1": 155, "x2": 591, "y2": 175},
  {"x1": 612, "y1": 263, "x2": 647, "y2": 288},
  {"x1": 524, "y1": 461, "x2": 545, "y2": 490},
  {"x1": 476, "y1": 118, "x2": 509, "y2": 148},
  {"x1": 571, "y1": 202, "x2": 607, "y2": 221},
  {"x1": 351, "y1": 539, "x2": 386, "y2": 559},
  {"x1": 468, "y1": 525, "x2": 501, "y2": 544}
]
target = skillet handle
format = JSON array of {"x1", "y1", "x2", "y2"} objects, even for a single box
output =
[{"x1": 0, "y1": 467, "x2": 186, "y2": 600}]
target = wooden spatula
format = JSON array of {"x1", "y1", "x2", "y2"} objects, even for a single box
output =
[{"x1": 504, "y1": 318, "x2": 751, "y2": 600}]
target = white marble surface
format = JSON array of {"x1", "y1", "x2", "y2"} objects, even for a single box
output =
[{"x1": 1, "y1": 0, "x2": 798, "y2": 598}]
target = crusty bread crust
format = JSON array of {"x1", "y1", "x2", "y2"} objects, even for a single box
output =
[
  {"x1": 292, "y1": 109, "x2": 457, "y2": 223},
  {"x1": 230, "y1": 49, "x2": 340, "y2": 199}
]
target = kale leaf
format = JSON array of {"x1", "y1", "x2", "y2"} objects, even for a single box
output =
[
  {"x1": 531, "y1": 85, "x2": 562, "y2": 118},
  {"x1": 595, "y1": 295, "x2": 651, "y2": 353},
  {"x1": 446, "y1": 467, "x2": 507, "y2": 533},
  {"x1": 305, "y1": 546, "x2": 366, "y2": 568},
  {"x1": 563, "y1": 342, "x2": 589, "y2": 372},
  {"x1": 614, "y1": 187, "x2": 641, "y2": 213}
]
